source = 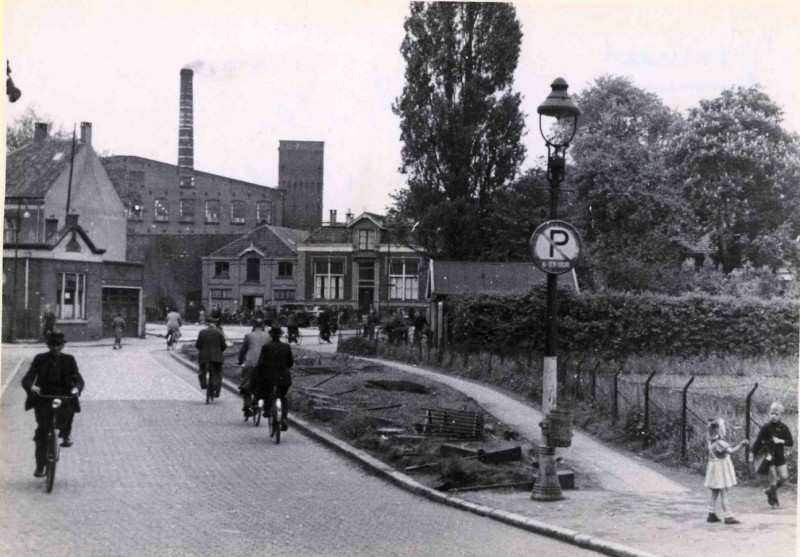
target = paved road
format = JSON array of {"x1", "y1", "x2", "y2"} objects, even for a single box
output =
[{"x1": 0, "y1": 341, "x2": 596, "y2": 557}]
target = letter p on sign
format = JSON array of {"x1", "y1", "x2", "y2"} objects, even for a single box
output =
[{"x1": 530, "y1": 220, "x2": 582, "y2": 275}]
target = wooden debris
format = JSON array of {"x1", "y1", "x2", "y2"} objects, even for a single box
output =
[
  {"x1": 312, "y1": 406, "x2": 349, "y2": 421},
  {"x1": 365, "y1": 380, "x2": 431, "y2": 394},
  {"x1": 416, "y1": 408, "x2": 484, "y2": 438},
  {"x1": 364, "y1": 404, "x2": 402, "y2": 412},
  {"x1": 313, "y1": 373, "x2": 341, "y2": 388},
  {"x1": 447, "y1": 481, "x2": 533, "y2": 493}
]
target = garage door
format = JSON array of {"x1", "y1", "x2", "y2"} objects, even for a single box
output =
[{"x1": 102, "y1": 287, "x2": 140, "y2": 338}]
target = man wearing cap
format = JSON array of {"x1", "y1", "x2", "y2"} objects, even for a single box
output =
[
  {"x1": 251, "y1": 325, "x2": 294, "y2": 431},
  {"x1": 237, "y1": 318, "x2": 270, "y2": 419},
  {"x1": 21, "y1": 331, "x2": 85, "y2": 478},
  {"x1": 195, "y1": 319, "x2": 227, "y2": 397}
]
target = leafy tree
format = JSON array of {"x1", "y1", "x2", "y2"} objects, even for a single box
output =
[
  {"x1": 391, "y1": 2, "x2": 526, "y2": 259},
  {"x1": 667, "y1": 85, "x2": 800, "y2": 272},
  {"x1": 566, "y1": 75, "x2": 690, "y2": 291},
  {"x1": 6, "y1": 106, "x2": 68, "y2": 151}
]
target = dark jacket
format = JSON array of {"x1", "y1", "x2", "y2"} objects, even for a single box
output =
[
  {"x1": 21, "y1": 352, "x2": 85, "y2": 412},
  {"x1": 195, "y1": 325, "x2": 227, "y2": 364},
  {"x1": 752, "y1": 421, "x2": 794, "y2": 461},
  {"x1": 251, "y1": 339, "x2": 294, "y2": 395}
]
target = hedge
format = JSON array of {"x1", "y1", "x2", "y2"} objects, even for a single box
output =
[{"x1": 447, "y1": 287, "x2": 799, "y2": 357}]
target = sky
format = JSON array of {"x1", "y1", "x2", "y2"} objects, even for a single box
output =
[{"x1": 3, "y1": 0, "x2": 799, "y2": 216}]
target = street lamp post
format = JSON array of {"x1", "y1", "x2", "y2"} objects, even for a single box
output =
[
  {"x1": 9, "y1": 199, "x2": 31, "y2": 342},
  {"x1": 532, "y1": 78, "x2": 580, "y2": 502}
]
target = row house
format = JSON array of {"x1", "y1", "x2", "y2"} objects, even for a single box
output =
[{"x1": 297, "y1": 210, "x2": 428, "y2": 316}]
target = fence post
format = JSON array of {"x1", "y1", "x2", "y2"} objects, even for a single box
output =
[
  {"x1": 643, "y1": 370, "x2": 658, "y2": 434},
  {"x1": 681, "y1": 375, "x2": 695, "y2": 460},
  {"x1": 612, "y1": 368, "x2": 621, "y2": 424},
  {"x1": 745, "y1": 382, "x2": 759, "y2": 442}
]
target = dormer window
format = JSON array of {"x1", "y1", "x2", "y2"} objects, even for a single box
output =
[{"x1": 357, "y1": 229, "x2": 376, "y2": 250}]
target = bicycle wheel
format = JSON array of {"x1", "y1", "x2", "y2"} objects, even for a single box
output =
[
  {"x1": 272, "y1": 398, "x2": 282, "y2": 445},
  {"x1": 45, "y1": 430, "x2": 58, "y2": 493},
  {"x1": 253, "y1": 401, "x2": 261, "y2": 427},
  {"x1": 268, "y1": 399, "x2": 276, "y2": 438},
  {"x1": 206, "y1": 372, "x2": 213, "y2": 404}
]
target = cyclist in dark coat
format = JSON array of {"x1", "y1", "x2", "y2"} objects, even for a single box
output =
[
  {"x1": 251, "y1": 326, "x2": 294, "y2": 430},
  {"x1": 21, "y1": 331, "x2": 85, "y2": 477},
  {"x1": 195, "y1": 320, "x2": 227, "y2": 396}
]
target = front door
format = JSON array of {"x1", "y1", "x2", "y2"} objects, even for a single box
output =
[{"x1": 358, "y1": 287, "x2": 374, "y2": 313}]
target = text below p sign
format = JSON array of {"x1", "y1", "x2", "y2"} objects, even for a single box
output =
[{"x1": 530, "y1": 220, "x2": 582, "y2": 275}]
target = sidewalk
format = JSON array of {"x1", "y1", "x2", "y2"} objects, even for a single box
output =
[{"x1": 293, "y1": 345, "x2": 796, "y2": 557}]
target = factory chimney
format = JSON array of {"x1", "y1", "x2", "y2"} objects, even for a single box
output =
[{"x1": 178, "y1": 68, "x2": 194, "y2": 188}]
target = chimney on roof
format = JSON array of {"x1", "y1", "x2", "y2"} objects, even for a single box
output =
[
  {"x1": 65, "y1": 213, "x2": 79, "y2": 227},
  {"x1": 329, "y1": 209, "x2": 337, "y2": 225},
  {"x1": 80, "y1": 122, "x2": 92, "y2": 146},
  {"x1": 34, "y1": 122, "x2": 49, "y2": 143},
  {"x1": 345, "y1": 209, "x2": 354, "y2": 225},
  {"x1": 178, "y1": 68, "x2": 194, "y2": 188}
]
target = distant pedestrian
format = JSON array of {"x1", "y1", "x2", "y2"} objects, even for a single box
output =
[
  {"x1": 112, "y1": 312, "x2": 126, "y2": 349},
  {"x1": 704, "y1": 418, "x2": 749, "y2": 524},
  {"x1": 750, "y1": 401, "x2": 794, "y2": 508},
  {"x1": 41, "y1": 304, "x2": 56, "y2": 340}
]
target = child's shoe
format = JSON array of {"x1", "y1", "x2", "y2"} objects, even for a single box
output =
[{"x1": 706, "y1": 513, "x2": 721, "y2": 523}]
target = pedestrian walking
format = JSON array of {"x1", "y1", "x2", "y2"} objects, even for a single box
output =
[
  {"x1": 41, "y1": 304, "x2": 56, "y2": 340},
  {"x1": 750, "y1": 401, "x2": 794, "y2": 508},
  {"x1": 112, "y1": 312, "x2": 126, "y2": 349},
  {"x1": 705, "y1": 417, "x2": 749, "y2": 524},
  {"x1": 237, "y1": 319, "x2": 270, "y2": 419},
  {"x1": 251, "y1": 325, "x2": 294, "y2": 431},
  {"x1": 20, "y1": 331, "x2": 85, "y2": 477},
  {"x1": 195, "y1": 319, "x2": 227, "y2": 396}
]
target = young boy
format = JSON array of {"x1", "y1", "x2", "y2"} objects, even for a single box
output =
[{"x1": 750, "y1": 401, "x2": 794, "y2": 507}]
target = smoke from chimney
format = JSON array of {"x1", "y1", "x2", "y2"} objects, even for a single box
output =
[{"x1": 179, "y1": 68, "x2": 194, "y2": 187}]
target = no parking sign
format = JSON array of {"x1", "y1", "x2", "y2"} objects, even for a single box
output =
[{"x1": 530, "y1": 220, "x2": 582, "y2": 275}]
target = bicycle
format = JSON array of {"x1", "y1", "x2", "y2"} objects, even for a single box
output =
[
  {"x1": 266, "y1": 385, "x2": 283, "y2": 444},
  {"x1": 318, "y1": 325, "x2": 332, "y2": 344},
  {"x1": 201, "y1": 363, "x2": 222, "y2": 404},
  {"x1": 166, "y1": 328, "x2": 181, "y2": 350},
  {"x1": 38, "y1": 394, "x2": 76, "y2": 493},
  {"x1": 285, "y1": 326, "x2": 302, "y2": 345}
]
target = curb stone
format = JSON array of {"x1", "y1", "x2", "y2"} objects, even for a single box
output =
[{"x1": 169, "y1": 351, "x2": 662, "y2": 557}]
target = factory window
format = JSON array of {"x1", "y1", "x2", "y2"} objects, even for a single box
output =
[
  {"x1": 231, "y1": 200, "x2": 246, "y2": 224},
  {"x1": 205, "y1": 201, "x2": 220, "y2": 224},
  {"x1": 257, "y1": 201, "x2": 272, "y2": 224},
  {"x1": 154, "y1": 198, "x2": 169, "y2": 222},
  {"x1": 179, "y1": 199, "x2": 195, "y2": 222}
]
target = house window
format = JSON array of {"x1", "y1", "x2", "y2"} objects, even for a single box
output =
[
  {"x1": 314, "y1": 259, "x2": 344, "y2": 300},
  {"x1": 214, "y1": 261, "x2": 230, "y2": 278},
  {"x1": 154, "y1": 198, "x2": 169, "y2": 222},
  {"x1": 389, "y1": 258, "x2": 419, "y2": 301},
  {"x1": 257, "y1": 201, "x2": 272, "y2": 224},
  {"x1": 179, "y1": 199, "x2": 195, "y2": 222},
  {"x1": 231, "y1": 200, "x2": 246, "y2": 224},
  {"x1": 210, "y1": 288, "x2": 232, "y2": 300},
  {"x1": 246, "y1": 258, "x2": 260, "y2": 282},
  {"x1": 125, "y1": 204, "x2": 143, "y2": 221},
  {"x1": 205, "y1": 200, "x2": 220, "y2": 224},
  {"x1": 274, "y1": 289, "x2": 295, "y2": 301},
  {"x1": 357, "y1": 229, "x2": 376, "y2": 250},
  {"x1": 4, "y1": 216, "x2": 17, "y2": 241},
  {"x1": 45, "y1": 218, "x2": 59, "y2": 240},
  {"x1": 57, "y1": 272, "x2": 86, "y2": 320},
  {"x1": 277, "y1": 262, "x2": 293, "y2": 278}
]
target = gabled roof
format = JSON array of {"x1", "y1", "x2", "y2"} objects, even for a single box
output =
[
  {"x1": 208, "y1": 225, "x2": 310, "y2": 258},
  {"x1": 45, "y1": 216, "x2": 106, "y2": 254},
  {"x1": 427, "y1": 261, "x2": 573, "y2": 298},
  {"x1": 5, "y1": 139, "x2": 84, "y2": 198}
]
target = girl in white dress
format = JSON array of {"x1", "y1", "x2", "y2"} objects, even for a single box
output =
[{"x1": 705, "y1": 418, "x2": 749, "y2": 524}]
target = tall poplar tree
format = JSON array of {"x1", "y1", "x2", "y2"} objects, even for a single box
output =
[{"x1": 391, "y1": 2, "x2": 526, "y2": 259}]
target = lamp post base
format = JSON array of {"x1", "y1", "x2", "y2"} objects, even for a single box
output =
[{"x1": 531, "y1": 445, "x2": 564, "y2": 501}]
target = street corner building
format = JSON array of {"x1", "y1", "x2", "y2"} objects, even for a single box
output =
[{"x1": 3, "y1": 122, "x2": 144, "y2": 343}]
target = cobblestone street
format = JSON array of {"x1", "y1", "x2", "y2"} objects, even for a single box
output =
[{"x1": 1, "y1": 340, "x2": 594, "y2": 557}]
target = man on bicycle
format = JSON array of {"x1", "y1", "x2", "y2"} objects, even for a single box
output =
[
  {"x1": 286, "y1": 311, "x2": 300, "y2": 344},
  {"x1": 195, "y1": 318, "x2": 227, "y2": 397},
  {"x1": 21, "y1": 331, "x2": 84, "y2": 478},
  {"x1": 251, "y1": 325, "x2": 294, "y2": 431},
  {"x1": 166, "y1": 306, "x2": 183, "y2": 345},
  {"x1": 318, "y1": 308, "x2": 332, "y2": 343},
  {"x1": 237, "y1": 318, "x2": 270, "y2": 419}
]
